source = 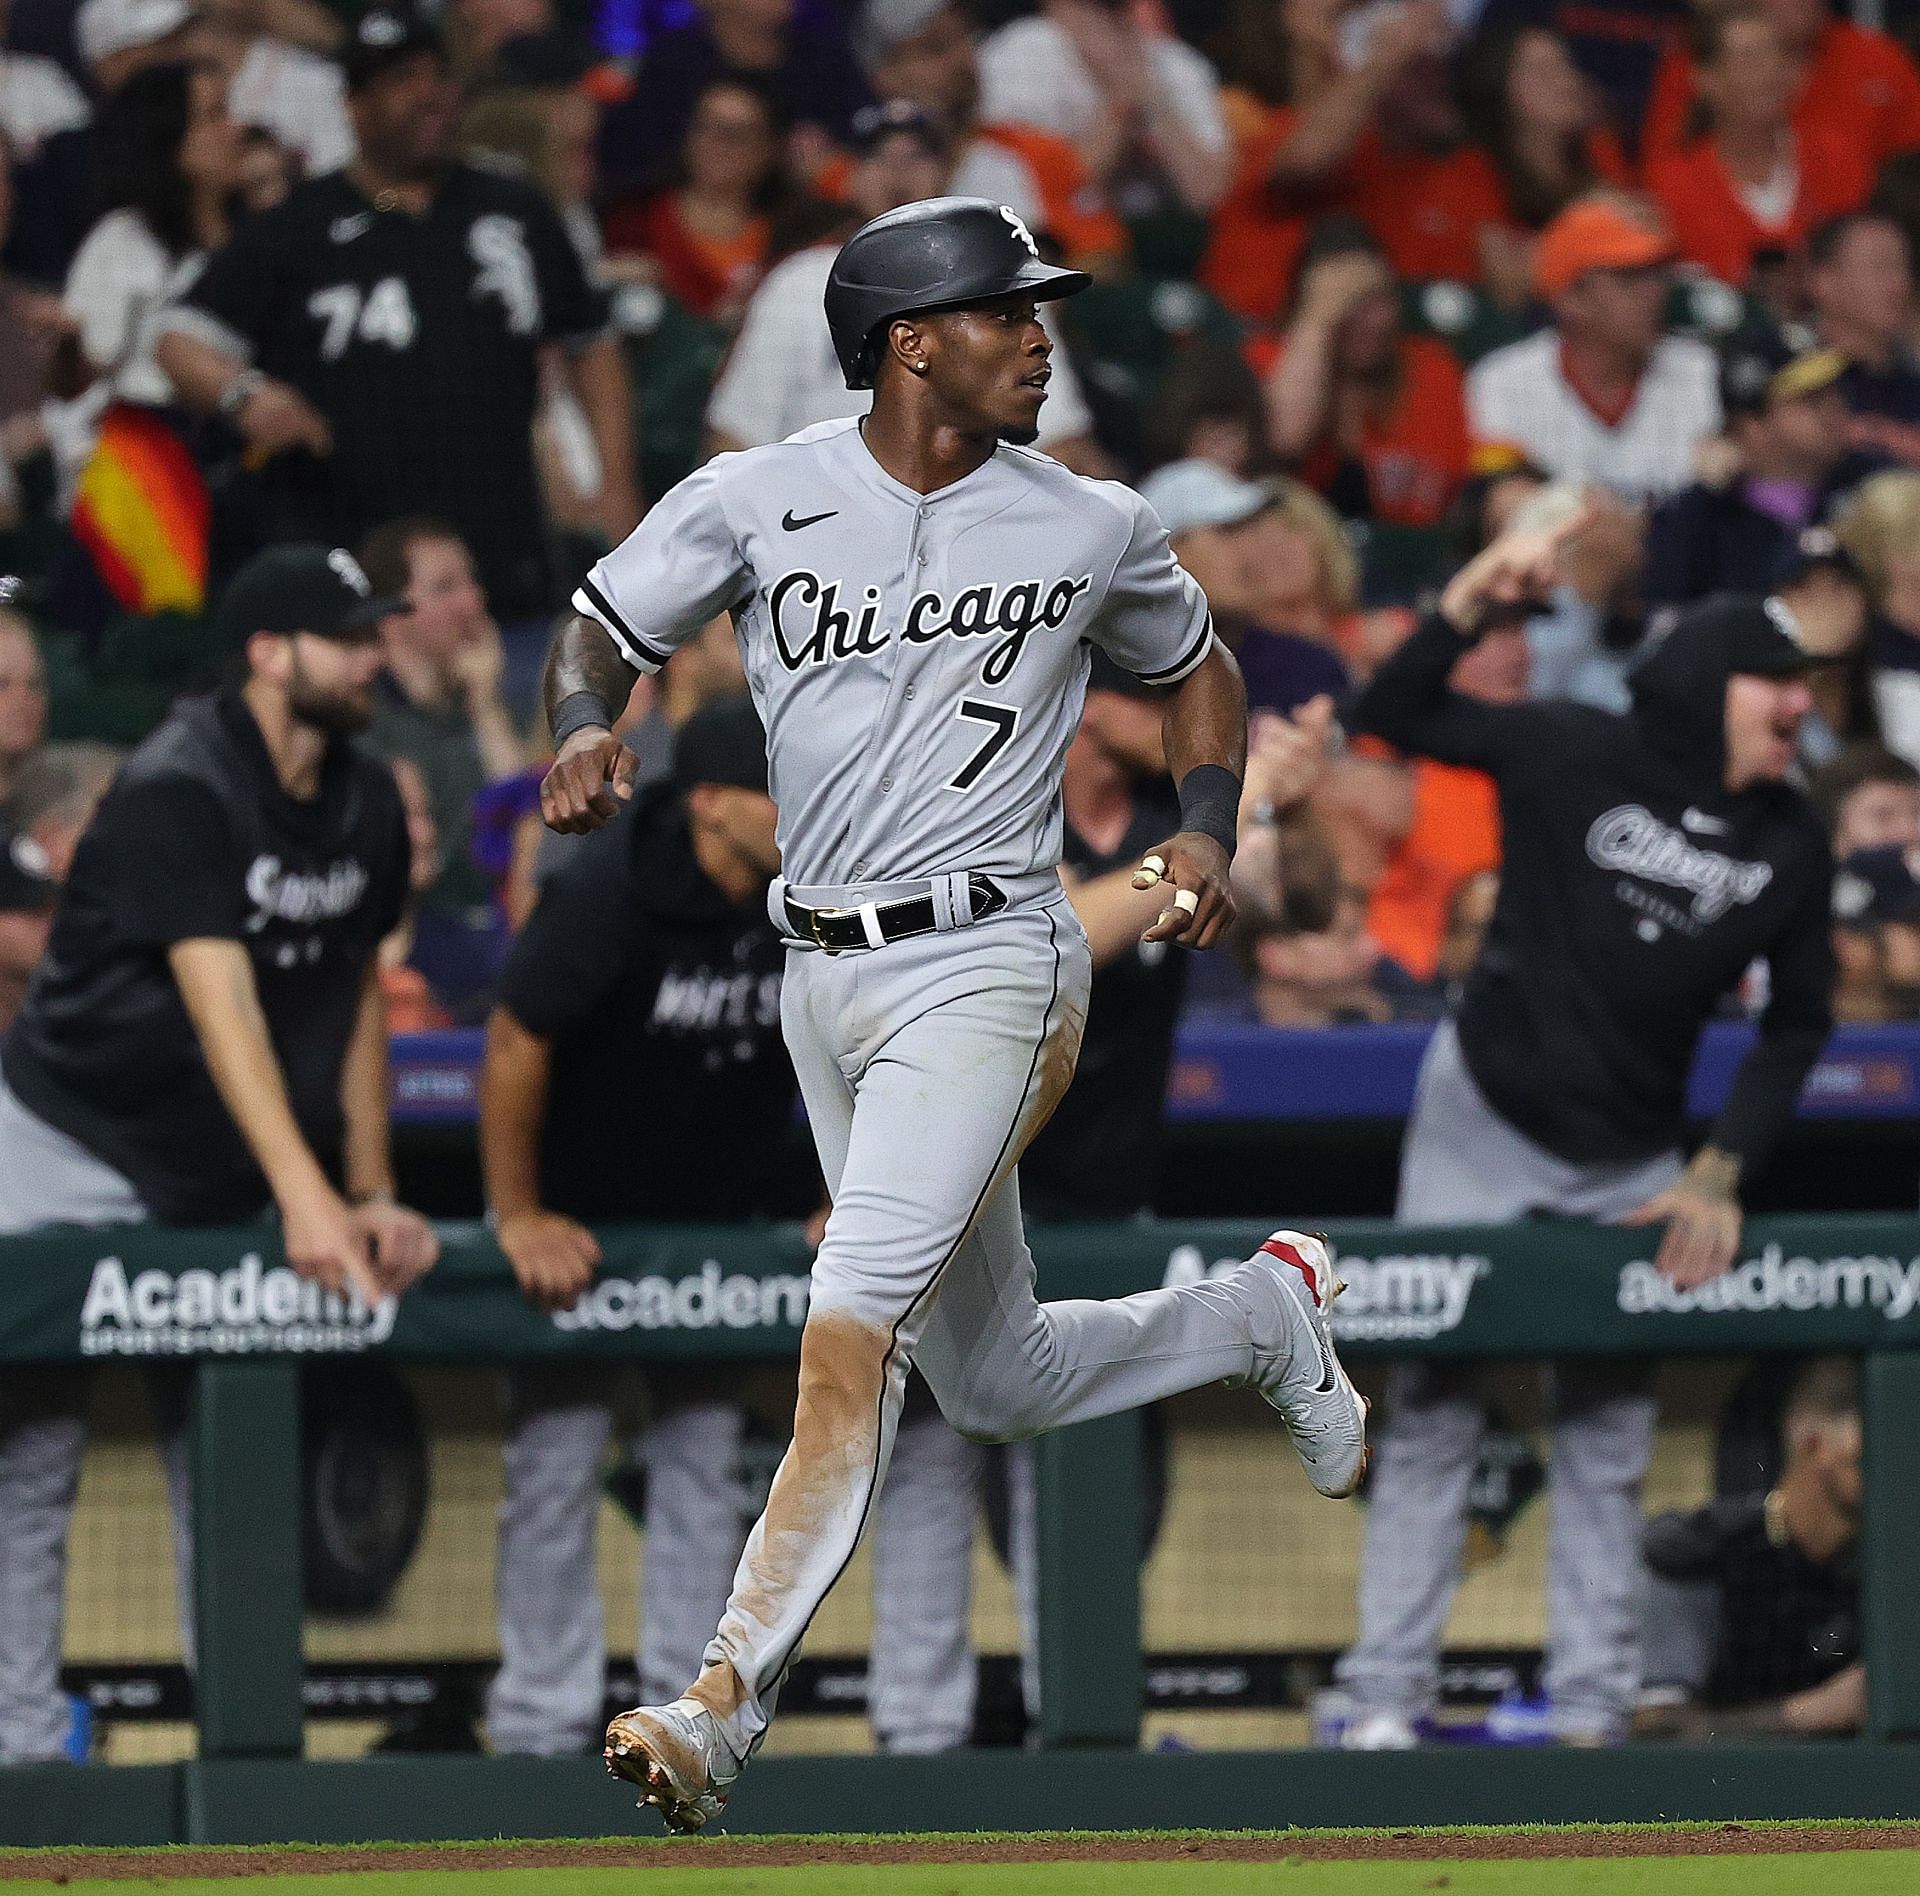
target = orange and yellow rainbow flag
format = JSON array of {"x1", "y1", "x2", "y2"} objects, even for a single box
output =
[{"x1": 68, "y1": 405, "x2": 210, "y2": 615}]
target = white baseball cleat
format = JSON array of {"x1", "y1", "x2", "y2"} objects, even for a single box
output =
[
  {"x1": 1244, "y1": 1230, "x2": 1370, "y2": 1499},
  {"x1": 604, "y1": 1699, "x2": 739, "y2": 1833},
  {"x1": 1342, "y1": 1708, "x2": 1420, "y2": 1751}
]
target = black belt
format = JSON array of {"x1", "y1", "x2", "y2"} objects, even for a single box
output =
[{"x1": 784, "y1": 875, "x2": 1008, "y2": 952}]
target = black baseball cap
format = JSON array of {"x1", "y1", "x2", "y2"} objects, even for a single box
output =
[
  {"x1": 1833, "y1": 846, "x2": 1920, "y2": 926},
  {"x1": 1772, "y1": 524, "x2": 1864, "y2": 591},
  {"x1": 1729, "y1": 594, "x2": 1828, "y2": 676},
  {"x1": 851, "y1": 98, "x2": 947, "y2": 159},
  {"x1": 343, "y1": 6, "x2": 446, "y2": 90},
  {"x1": 216, "y1": 544, "x2": 406, "y2": 651},
  {"x1": 1719, "y1": 331, "x2": 1848, "y2": 418},
  {"x1": 671, "y1": 695, "x2": 769, "y2": 794},
  {"x1": 0, "y1": 826, "x2": 58, "y2": 914}
]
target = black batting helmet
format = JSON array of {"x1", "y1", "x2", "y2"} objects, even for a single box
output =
[{"x1": 824, "y1": 196, "x2": 1091, "y2": 391}]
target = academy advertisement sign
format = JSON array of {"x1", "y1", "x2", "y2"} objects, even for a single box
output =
[
  {"x1": 77, "y1": 1253, "x2": 396, "y2": 1357},
  {"x1": 6, "y1": 1217, "x2": 1920, "y2": 1365},
  {"x1": 552, "y1": 1258, "x2": 810, "y2": 1335},
  {"x1": 1617, "y1": 1242, "x2": 1920, "y2": 1323}
]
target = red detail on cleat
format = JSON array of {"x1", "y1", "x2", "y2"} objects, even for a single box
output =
[{"x1": 1260, "y1": 1237, "x2": 1322, "y2": 1307}]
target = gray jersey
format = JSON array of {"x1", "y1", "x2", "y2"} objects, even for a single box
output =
[{"x1": 574, "y1": 418, "x2": 1212, "y2": 889}]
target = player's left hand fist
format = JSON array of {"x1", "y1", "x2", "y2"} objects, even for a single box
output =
[
  {"x1": 541, "y1": 729, "x2": 638, "y2": 834},
  {"x1": 355, "y1": 1200, "x2": 440, "y2": 1295},
  {"x1": 1134, "y1": 833, "x2": 1234, "y2": 949}
]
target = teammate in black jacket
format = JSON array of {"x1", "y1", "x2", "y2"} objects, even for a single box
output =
[
  {"x1": 0, "y1": 545, "x2": 436, "y2": 1764},
  {"x1": 1333, "y1": 512, "x2": 1835, "y2": 1751},
  {"x1": 480, "y1": 697, "x2": 809, "y2": 1758}
]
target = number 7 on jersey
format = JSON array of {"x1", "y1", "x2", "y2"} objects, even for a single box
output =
[{"x1": 948, "y1": 700, "x2": 1019, "y2": 792}]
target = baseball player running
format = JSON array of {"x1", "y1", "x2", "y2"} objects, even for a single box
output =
[{"x1": 540, "y1": 197, "x2": 1367, "y2": 1830}]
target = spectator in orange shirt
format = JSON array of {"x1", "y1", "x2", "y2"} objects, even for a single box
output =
[
  {"x1": 1641, "y1": 0, "x2": 1920, "y2": 175},
  {"x1": 1201, "y1": 0, "x2": 1511, "y2": 318},
  {"x1": 1644, "y1": 8, "x2": 1873, "y2": 288},
  {"x1": 1360, "y1": 623, "x2": 1515, "y2": 987},
  {"x1": 1257, "y1": 218, "x2": 1471, "y2": 528},
  {"x1": 603, "y1": 77, "x2": 790, "y2": 324},
  {"x1": 1198, "y1": 0, "x2": 1349, "y2": 322},
  {"x1": 855, "y1": 0, "x2": 1127, "y2": 269},
  {"x1": 1455, "y1": 21, "x2": 1636, "y2": 306}
]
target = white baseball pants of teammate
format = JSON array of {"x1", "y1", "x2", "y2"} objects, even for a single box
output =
[
  {"x1": 1333, "y1": 1019, "x2": 1684, "y2": 1743},
  {"x1": 0, "y1": 1068, "x2": 194, "y2": 1764},
  {"x1": 487, "y1": 1368, "x2": 749, "y2": 1754},
  {"x1": 677, "y1": 889, "x2": 1311, "y2": 1767},
  {"x1": 489, "y1": 1366, "x2": 986, "y2": 1756},
  {"x1": 869, "y1": 1398, "x2": 985, "y2": 1753}
]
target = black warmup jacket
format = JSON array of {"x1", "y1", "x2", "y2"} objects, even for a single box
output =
[{"x1": 1353, "y1": 611, "x2": 1834, "y2": 1169}]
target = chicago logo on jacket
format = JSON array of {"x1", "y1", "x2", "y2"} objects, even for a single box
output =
[{"x1": 1586, "y1": 805, "x2": 1773, "y2": 940}]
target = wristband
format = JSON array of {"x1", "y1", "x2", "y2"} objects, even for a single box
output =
[
  {"x1": 551, "y1": 689, "x2": 613, "y2": 750},
  {"x1": 1177, "y1": 763, "x2": 1241, "y2": 857},
  {"x1": 218, "y1": 368, "x2": 265, "y2": 419}
]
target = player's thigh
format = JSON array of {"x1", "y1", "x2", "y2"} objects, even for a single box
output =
[
  {"x1": 810, "y1": 911, "x2": 1089, "y2": 1323},
  {"x1": 781, "y1": 947, "x2": 856, "y2": 1196}
]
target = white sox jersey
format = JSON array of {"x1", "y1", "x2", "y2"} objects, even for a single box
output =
[{"x1": 574, "y1": 418, "x2": 1214, "y2": 889}]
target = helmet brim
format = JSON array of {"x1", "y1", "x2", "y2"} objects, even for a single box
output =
[{"x1": 846, "y1": 260, "x2": 1093, "y2": 388}]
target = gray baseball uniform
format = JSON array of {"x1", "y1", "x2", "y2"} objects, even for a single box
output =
[{"x1": 576, "y1": 416, "x2": 1268, "y2": 1768}]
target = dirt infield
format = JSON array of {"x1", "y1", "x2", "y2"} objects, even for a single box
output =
[{"x1": 5, "y1": 1823, "x2": 1919, "y2": 1879}]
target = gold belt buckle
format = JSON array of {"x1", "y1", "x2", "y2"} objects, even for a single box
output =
[{"x1": 809, "y1": 904, "x2": 845, "y2": 952}]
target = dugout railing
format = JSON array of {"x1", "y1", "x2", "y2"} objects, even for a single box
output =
[{"x1": 2, "y1": 1213, "x2": 1919, "y2": 1843}]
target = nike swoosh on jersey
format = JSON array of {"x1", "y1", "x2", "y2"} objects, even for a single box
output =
[
  {"x1": 330, "y1": 213, "x2": 374, "y2": 244},
  {"x1": 781, "y1": 509, "x2": 838, "y2": 531}
]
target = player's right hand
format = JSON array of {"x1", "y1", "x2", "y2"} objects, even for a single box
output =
[
  {"x1": 1134, "y1": 832, "x2": 1235, "y2": 949},
  {"x1": 540, "y1": 729, "x2": 639, "y2": 834},
  {"x1": 497, "y1": 1210, "x2": 602, "y2": 1313},
  {"x1": 279, "y1": 1181, "x2": 383, "y2": 1308}
]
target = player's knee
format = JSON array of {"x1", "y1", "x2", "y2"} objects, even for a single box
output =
[{"x1": 936, "y1": 1385, "x2": 1044, "y2": 1445}]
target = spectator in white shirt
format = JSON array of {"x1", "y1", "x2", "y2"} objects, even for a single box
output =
[
  {"x1": 1, "y1": 0, "x2": 94, "y2": 278},
  {"x1": 0, "y1": 0, "x2": 90, "y2": 160},
  {"x1": 198, "y1": 5, "x2": 354, "y2": 179},
  {"x1": 1467, "y1": 196, "x2": 1721, "y2": 505},
  {"x1": 49, "y1": 62, "x2": 242, "y2": 493},
  {"x1": 704, "y1": 99, "x2": 1106, "y2": 472},
  {"x1": 79, "y1": 0, "x2": 352, "y2": 174},
  {"x1": 975, "y1": 0, "x2": 1228, "y2": 215},
  {"x1": 856, "y1": 0, "x2": 1125, "y2": 269},
  {"x1": 75, "y1": 0, "x2": 202, "y2": 93}
]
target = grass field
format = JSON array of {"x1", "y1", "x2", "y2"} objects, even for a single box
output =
[
  {"x1": 1, "y1": 1866, "x2": 1917, "y2": 1896},
  {"x1": 5, "y1": 1826, "x2": 1919, "y2": 1894}
]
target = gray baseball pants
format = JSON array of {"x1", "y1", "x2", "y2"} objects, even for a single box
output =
[
  {"x1": 486, "y1": 1368, "x2": 984, "y2": 1757},
  {"x1": 1333, "y1": 1020, "x2": 1683, "y2": 1743},
  {"x1": 0, "y1": 1068, "x2": 188, "y2": 1765},
  {"x1": 486, "y1": 1367, "x2": 751, "y2": 1755},
  {"x1": 680, "y1": 893, "x2": 1299, "y2": 1767}
]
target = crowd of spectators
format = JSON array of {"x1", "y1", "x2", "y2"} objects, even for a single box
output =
[{"x1": 10, "y1": 0, "x2": 1920, "y2": 1035}]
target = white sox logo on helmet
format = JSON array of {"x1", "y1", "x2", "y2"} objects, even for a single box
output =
[{"x1": 999, "y1": 206, "x2": 1039, "y2": 255}]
